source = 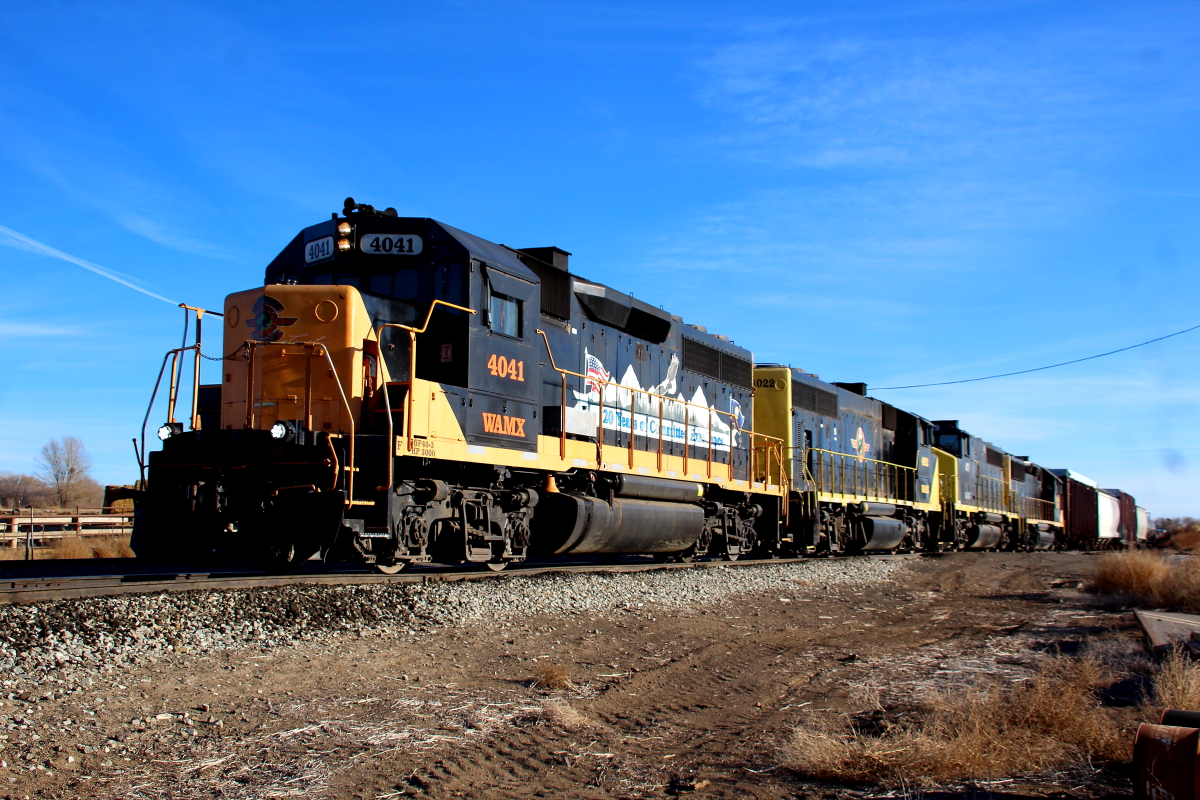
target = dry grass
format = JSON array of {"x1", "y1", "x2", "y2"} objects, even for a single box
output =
[
  {"x1": 530, "y1": 662, "x2": 573, "y2": 691},
  {"x1": 1153, "y1": 647, "x2": 1200, "y2": 711},
  {"x1": 1170, "y1": 530, "x2": 1200, "y2": 553},
  {"x1": 0, "y1": 535, "x2": 135, "y2": 561},
  {"x1": 1088, "y1": 550, "x2": 1200, "y2": 612},
  {"x1": 783, "y1": 656, "x2": 1127, "y2": 785},
  {"x1": 50, "y1": 535, "x2": 135, "y2": 559},
  {"x1": 538, "y1": 699, "x2": 601, "y2": 732}
]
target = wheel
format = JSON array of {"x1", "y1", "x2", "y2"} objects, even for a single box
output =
[
  {"x1": 485, "y1": 559, "x2": 509, "y2": 572},
  {"x1": 677, "y1": 547, "x2": 697, "y2": 564},
  {"x1": 723, "y1": 551, "x2": 741, "y2": 562},
  {"x1": 372, "y1": 561, "x2": 408, "y2": 575}
]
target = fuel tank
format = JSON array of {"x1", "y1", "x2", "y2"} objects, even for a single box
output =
[
  {"x1": 530, "y1": 493, "x2": 704, "y2": 555},
  {"x1": 856, "y1": 516, "x2": 907, "y2": 551},
  {"x1": 1031, "y1": 530, "x2": 1055, "y2": 550},
  {"x1": 966, "y1": 523, "x2": 1002, "y2": 549}
]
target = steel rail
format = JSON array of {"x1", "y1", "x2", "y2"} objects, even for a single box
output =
[{"x1": 0, "y1": 553, "x2": 923, "y2": 606}]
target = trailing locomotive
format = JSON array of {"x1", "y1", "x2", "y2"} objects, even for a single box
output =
[
  {"x1": 132, "y1": 200, "x2": 786, "y2": 570},
  {"x1": 131, "y1": 200, "x2": 1143, "y2": 567}
]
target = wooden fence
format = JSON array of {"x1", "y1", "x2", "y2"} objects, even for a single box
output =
[{"x1": 0, "y1": 507, "x2": 134, "y2": 548}]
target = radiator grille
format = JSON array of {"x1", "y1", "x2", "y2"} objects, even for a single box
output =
[
  {"x1": 986, "y1": 447, "x2": 1005, "y2": 468},
  {"x1": 682, "y1": 338, "x2": 753, "y2": 389},
  {"x1": 792, "y1": 380, "x2": 838, "y2": 418}
]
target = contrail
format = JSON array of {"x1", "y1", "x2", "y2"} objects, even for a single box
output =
[{"x1": 0, "y1": 224, "x2": 177, "y2": 306}]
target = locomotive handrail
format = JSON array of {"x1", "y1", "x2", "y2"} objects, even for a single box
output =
[
  {"x1": 806, "y1": 447, "x2": 917, "y2": 503},
  {"x1": 375, "y1": 300, "x2": 477, "y2": 476},
  {"x1": 138, "y1": 304, "x2": 222, "y2": 486},
  {"x1": 1023, "y1": 495, "x2": 1058, "y2": 523},
  {"x1": 241, "y1": 340, "x2": 359, "y2": 508},
  {"x1": 975, "y1": 472, "x2": 1009, "y2": 514},
  {"x1": 535, "y1": 329, "x2": 788, "y2": 492}
]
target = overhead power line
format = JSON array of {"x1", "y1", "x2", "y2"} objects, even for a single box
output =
[{"x1": 874, "y1": 322, "x2": 1200, "y2": 390}]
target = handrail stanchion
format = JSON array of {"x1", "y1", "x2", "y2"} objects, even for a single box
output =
[
  {"x1": 375, "y1": 300, "x2": 477, "y2": 455},
  {"x1": 303, "y1": 344, "x2": 314, "y2": 431},
  {"x1": 706, "y1": 410, "x2": 713, "y2": 479},
  {"x1": 245, "y1": 343, "x2": 256, "y2": 430},
  {"x1": 656, "y1": 397, "x2": 663, "y2": 472}
]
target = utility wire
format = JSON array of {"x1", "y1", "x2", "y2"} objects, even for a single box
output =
[{"x1": 874, "y1": 322, "x2": 1200, "y2": 390}]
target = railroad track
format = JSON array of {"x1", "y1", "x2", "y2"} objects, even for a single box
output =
[{"x1": 0, "y1": 553, "x2": 923, "y2": 606}]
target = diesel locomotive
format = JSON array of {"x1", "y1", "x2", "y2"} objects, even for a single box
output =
[{"x1": 131, "y1": 199, "x2": 1145, "y2": 569}]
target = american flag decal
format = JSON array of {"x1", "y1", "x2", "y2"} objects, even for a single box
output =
[{"x1": 584, "y1": 351, "x2": 610, "y2": 396}]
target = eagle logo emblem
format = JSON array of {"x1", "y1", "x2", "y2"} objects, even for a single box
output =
[{"x1": 851, "y1": 427, "x2": 871, "y2": 462}]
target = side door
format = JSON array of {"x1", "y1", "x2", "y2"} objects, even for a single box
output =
[{"x1": 465, "y1": 264, "x2": 540, "y2": 452}]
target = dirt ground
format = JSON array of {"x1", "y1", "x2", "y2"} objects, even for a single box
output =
[{"x1": 2, "y1": 552, "x2": 1145, "y2": 799}]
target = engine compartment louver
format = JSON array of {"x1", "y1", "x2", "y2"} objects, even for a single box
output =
[
  {"x1": 986, "y1": 447, "x2": 1005, "y2": 468},
  {"x1": 792, "y1": 381, "x2": 839, "y2": 418},
  {"x1": 682, "y1": 337, "x2": 752, "y2": 389}
]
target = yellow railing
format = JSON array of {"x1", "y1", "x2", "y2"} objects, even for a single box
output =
[
  {"x1": 975, "y1": 473, "x2": 1008, "y2": 513},
  {"x1": 375, "y1": 299, "x2": 478, "y2": 483},
  {"x1": 806, "y1": 448, "x2": 917, "y2": 502},
  {"x1": 1022, "y1": 496, "x2": 1058, "y2": 522}
]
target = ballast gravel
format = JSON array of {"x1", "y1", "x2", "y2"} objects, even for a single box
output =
[{"x1": 0, "y1": 558, "x2": 906, "y2": 691}]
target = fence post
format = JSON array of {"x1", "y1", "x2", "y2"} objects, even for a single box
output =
[{"x1": 25, "y1": 506, "x2": 33, "y2": 561}]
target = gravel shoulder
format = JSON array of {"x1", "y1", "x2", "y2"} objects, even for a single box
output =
[{"x1": 0, "y1": 552, "x2": 1141, "y2": 799}]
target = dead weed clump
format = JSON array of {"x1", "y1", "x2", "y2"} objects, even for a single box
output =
[
  {"x1": 538, "y1": 698, "x2": 601, "y2": 732},
  {"x1": 1087, "y1": 550, "x2": 1200, "y2": 611},
  {"x1": 784, "y1": 656, "x2": 1126, "y2": 785},
  {"x1": 530, "y1": 662, "x2": 573, "y2": 691},
  {"x1": 1170, "y1": 529, "x2": 1200, "y2": 553},
  {"x1": 1153, "y1": 647, "x2": 1200, "y2": 711},
  {"x1": 48, "y1": 535, "x2": 135, "y2": 560}
]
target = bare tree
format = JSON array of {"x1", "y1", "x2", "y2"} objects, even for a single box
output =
[
  {"x1": 34, "y1": 437, "x2": 94, "y2": 508},
  {"x1": 0, "y1": 473, "x2": 55, "y2": 510}
]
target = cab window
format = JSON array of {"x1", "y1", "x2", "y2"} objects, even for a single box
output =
[
  {"x1": 488, "y1": 291, "x2": 522, "y2": 338},
  {"x1": 369, "y1": 273, "x2": 392, "y2": 295}
]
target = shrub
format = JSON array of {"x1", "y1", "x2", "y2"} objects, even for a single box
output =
[
  {"x1": 1154, "y1": 647, "x2": 1200, "y2": 712},
  {"x1": 783, "y1": 656, "x2": 1126, "y2": 785},
  {"x1": 538, "y1": 698, "x2": 600, "y2": 732},
  {"x1": 531, "y1": 662, "x2": 572, "y2": 690},
  {"x1": 1088, "y1": 551, "x2": 1200, "y2": 612}
]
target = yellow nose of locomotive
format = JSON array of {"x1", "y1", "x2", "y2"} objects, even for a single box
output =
[{"x1": 220, "y1": 285, "x2": 381, "y2": 435}]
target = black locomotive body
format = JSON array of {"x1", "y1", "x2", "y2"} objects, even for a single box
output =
[{"x1": 134, "y1": 202, "x2": 783, "y2": 570}]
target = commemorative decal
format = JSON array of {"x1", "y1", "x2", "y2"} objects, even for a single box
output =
[{"x1": 565, "y1": 349, "x2": 741, "y2": 452}]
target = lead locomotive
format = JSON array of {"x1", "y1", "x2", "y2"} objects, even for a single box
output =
[{"x1": 133, "y1": 200, "x2": 784, "y2": 570}]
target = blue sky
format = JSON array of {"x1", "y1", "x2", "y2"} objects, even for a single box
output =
[{"x1": 0, "y1": 1, "x2": 1196, "y2": 515}]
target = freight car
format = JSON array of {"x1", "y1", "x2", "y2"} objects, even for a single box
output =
[
  {"x1": 1050, "y1": 469, "x2": 1130, "y2": 550},
  {"x1": 132, "y1": 200, "x2": 787, "y2": 570},
  {"x1": 131, "y1": 200, "x2": 1142, "y2": 567}
]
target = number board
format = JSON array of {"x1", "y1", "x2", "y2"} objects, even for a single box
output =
[
  {"x1": 304, "y1": 236, "x2": 335, "y2": 264},
  {"x1": 360, "y1": 233, "x2": 423, "y2": 255}
]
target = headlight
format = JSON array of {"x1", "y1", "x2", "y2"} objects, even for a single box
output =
[
  {"x1": 270, "y1": 421, "x2": 289, "y2": 440},
  {"x1": 337, "y1": 237, "x2": 352, "y2": 252},
  {"x1": 337, "y1": 221, "x2": 353, "y2": 237},
  {"x1": 157, "y1": 422, "x2": 183, "y2": 440}
]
